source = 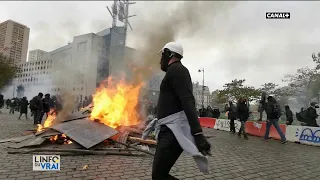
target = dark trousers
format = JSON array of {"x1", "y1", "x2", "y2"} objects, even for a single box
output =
[
  {"x1": 152, "y1": 125, "x2": 183, "y2": 180},
  {"x1": 238, "y1": 121, "x2": 247, "y2": 135},
  {"x1": 33, "y1": 110, "x2": 43, "y2": 124},
  {"x1": 9, "y1": 107, "x2": 15, "y2": 114},
  {"x1": 18, "y1": 112, "x2": 28, "y2": 119},
  {"x1": 230, "y1": 119, "x2": 236, "y2": 132}
]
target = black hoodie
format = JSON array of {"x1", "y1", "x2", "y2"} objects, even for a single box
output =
[{"x1": 157, "y1": 61, "x2": 202, "y2": 135}]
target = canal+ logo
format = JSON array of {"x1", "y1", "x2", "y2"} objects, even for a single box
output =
[
  {"x1": 33, "y1": 155, "x2": 60, "y2": 171},
  {"x1": 266, "y1": 12, "x2": 290, "y2": 19}
]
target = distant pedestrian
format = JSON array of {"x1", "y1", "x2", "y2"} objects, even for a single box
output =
[
  {"x1": 265, "y1": 96, "x2": 286, "y2": 144},
  {"x1": 6, "y1": 99, "x2": 10, "y2": 109},
  {"x1": 206, "y1": 106, "x2": 213, "y2": 118},
  {"x1": 212, "y1": 107, "x2": 220, "y2": 118},
  {"x1": 43, "y1": 93, "x2": 54, "y2": 119},
  {"x1": 31, "y1": 93, "x2": 44, "y2": 125},
  {"x1": 237, "y1": 97, "x2": 249, "y2": 140},
  {"x1": 227, "y1": 101, "x2": 237, "y2": 133},
  {"x1": 18, "y1": 97, "x2": 29, "y2": 120},
  {"x1": 305, "y1": 102, "x2": 319, "y2": 127},
  {"x1": 0, "y1": 94, "x2": 4, "y2": 109},
  {"x1": 285, "y1": 105, "x2": 293, "y2": 125},
  {"x1": 9, "y1": 98, "x2": 16, "y2": 114}
]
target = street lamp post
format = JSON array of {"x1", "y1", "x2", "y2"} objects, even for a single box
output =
[{"x1": 198, "y1": 68, "x2": 204, "y2": 108}]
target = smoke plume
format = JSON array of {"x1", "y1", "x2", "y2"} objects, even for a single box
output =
[{"x1": 129, "y1": 1, "x2": 237, "y2": 84}]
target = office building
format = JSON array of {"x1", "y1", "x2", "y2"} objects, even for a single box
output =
[
  {"x1": 193, "y1": 82, "x2": 211, "y2": 109},
  {"x1": 13, "y1": 26, "x2": 133, "y2": 101},
  {"x1": 0, "y1": 20, "x2": 30, "y2": 63},
  {"x1": 28, "y1": 49, "x2": 48, "y2": 62}
]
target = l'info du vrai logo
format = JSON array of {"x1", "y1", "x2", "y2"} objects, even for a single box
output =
[
  {"x1": 33, "y1": 155, "x2": 60, "y2": 171},
  {"x1": 266, "y1": 12, "x2": 290, "y2": 19}
]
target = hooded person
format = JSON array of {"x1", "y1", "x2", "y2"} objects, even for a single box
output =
[
  {"x1": 265, "y1": 96, "x2": 286, "y2": 143},
  {"x1": 142, "y1": 42, "x2": 211, "y2": 180},
  {"x1": 306, "y1": 102, "x2": 319, "y2": 127},
  {"x1": 18, "y1": 97, "x2": 29, "y2": 120}
]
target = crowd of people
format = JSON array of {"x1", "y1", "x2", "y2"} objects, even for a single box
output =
[
  {"x1": 198, "y1": 106, "x2": 221, "y2": 118},
  {"x1": 0, "y1": 92, "x2": 93, "y2": 125}
]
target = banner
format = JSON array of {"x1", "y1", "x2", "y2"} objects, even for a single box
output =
[
  {"x1": 245, "y1": 121, "x2": 286, "y2": 140},
  {"x1": 199, "y1": 118, "x2": 320, "y2": 147},
  {"x1": 198, "y1": 117, "x2": 216, "y2": 128},
  {"x1": 214, "y1": 119, "x2": 241, "y2": 132},
  {"x1": 286, "y1": 125, "x2": 320, "y2": 146}
]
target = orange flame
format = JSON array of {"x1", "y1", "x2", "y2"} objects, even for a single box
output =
[
  {"x1": 89, "y1": 77, "x2": 143, "y2": 128},
  {"x1": 37, "y1": 109, "x2": 57, "y2": 132}
]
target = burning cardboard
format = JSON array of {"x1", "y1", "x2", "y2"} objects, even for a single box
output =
[
  {"x1": 9, "y1": 136, "x2": 46, "y2": 149},
  {"x1": 0, "y1": 134, "x2": 35, "y2": 143},
  {"x1": 51, "y1": 118, "x2": 119, "y2": 149}
]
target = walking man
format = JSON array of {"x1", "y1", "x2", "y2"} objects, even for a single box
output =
[
  {"x1": 285, "y1": 105, "x2": 293, "y2": 125},
  {"x1": 227, "y1": 101, "x2": 237, "y2": 133},
  {"x1": 32, "y1": 93, "x2": 44, "y2": 125},
  {"x1": 264, "y1": 96, "x2": 286, "y2": 143},
  {"x1": 143, "y1": 42, "x2": 211, "y2": 180},
  {"x1": 237, "y1": 97, "x2": 249, "y2": 140},
  {"x1": 9, "y1": 98, "x2": 16, "y2": 114},
  {"x1": 18, "y1": 97, "x2": 29, "y2": 120}
]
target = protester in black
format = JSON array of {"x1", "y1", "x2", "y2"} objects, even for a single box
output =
[
  {"x1": 237, "y1": 97, "x2": 249, "y2": 140},
  {"x1": 264, "y1": 96, "x2": 286, "y2": 143},
  {"x1": 6, "y1": 99, "x2": 10, "y2": 109},
  {"x1": 285, "y1": 105, "x2": 293, "y2": 125},
  {"x1": 206, "y1": 106, "x2": 213, "y2": 118},
  {"x1": 306, "y1": 102, "x2": 319, "y2": 127},
  {"x1": 199, "y1": 106, "x2": 206, "y2": 117},
  {"x1": 212, "y1": 107, "x2": 221, "y2": 119},
  {"x1": 32, "y1": 93, "x2": 44, "y2": 124},
  {"x1": 153, "y1": 42, "x2": 211, "y2": 180},
  {"x1": 43, "y1": 93, "x2": 54, "y2": 118},
  {"x1": 9, "y1": 98, "x2": 16, "y2": 114},
  {"x1": 227, "y1": 101, "x2": 237, "y2": 133},
  {"x1": 18, "y1": 97, "x2": 29, "y2": 120},
  {"x1": 0, "y1": 94, "x2": 4, "y2": 110}
]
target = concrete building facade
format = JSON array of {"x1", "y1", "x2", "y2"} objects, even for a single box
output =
[
  {"x1": 12, "y1": 26, "x2": 135, "y2": 101},
  {"x1": 193, "y1": 82, "x2": 211, "y2": 109},
  {"x1": 0, "y1": 20, "x2": 30, "y2": 63},
  {"x1": 28, "y1": 49, "x2": 48, "y2": 62}
]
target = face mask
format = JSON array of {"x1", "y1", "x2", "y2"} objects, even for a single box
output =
[{"x1": 160, "y1": 49, "x2": 172, "y2": 72}]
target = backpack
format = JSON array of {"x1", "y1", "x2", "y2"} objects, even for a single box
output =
[
  {"x1": 272, "y1": 104, "x2": 281, "y2": 118},
  {"x1": 29, "y1": 97, "x2": 37, "y2": 110},
  {"x1": 296, "y1": 109, "x2": 309, "y2": 123}
]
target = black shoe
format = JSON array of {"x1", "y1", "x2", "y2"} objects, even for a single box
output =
[
  {"x1": 281, "y1": 140, "x2": 287, "y2": 144},
  {"x1": 238, "y1": 133, "x2": 241, "y2": 137},
  {"x1": 244, "y1": 135, "x2": 249, "y2": 140}
]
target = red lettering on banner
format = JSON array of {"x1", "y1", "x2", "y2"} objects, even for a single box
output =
[{"x1": 199, "y1": 117, "x2": 216, "y2": 128}]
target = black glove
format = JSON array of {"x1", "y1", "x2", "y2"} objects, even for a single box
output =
[{"x1": 193, "y1": 132, "x2": 211, "y2": 156}]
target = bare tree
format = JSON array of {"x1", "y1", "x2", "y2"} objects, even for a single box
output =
[
  {"x1": 283, "y1": 67, "x2": 318, "y2": 107},
  {"x1": 0, "y1": 54, "x2": 20, "y2": 90}
]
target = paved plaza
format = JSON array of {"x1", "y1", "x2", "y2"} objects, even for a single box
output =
[{"x1": 0, "y1": 109, "x2": 319, "y2": 180}]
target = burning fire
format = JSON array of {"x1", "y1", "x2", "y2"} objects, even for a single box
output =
[
  {"x1": 37, "y1": 109, "x2": 57, "y2": 132},
  {"x1": 90, "y1": 78, "x2": 143, "y2": 128},
  {"x1": 50, "y1": 134, "x2": 73, "y2": 144}
]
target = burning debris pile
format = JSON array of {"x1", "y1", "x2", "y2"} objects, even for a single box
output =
[{"x1": 1, "y1": 79, "x2": 156, "y2": 156}]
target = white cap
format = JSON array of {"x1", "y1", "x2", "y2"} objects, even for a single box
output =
[{"x1": 158, "y1": 42, "x2": 183, "y2": 57}]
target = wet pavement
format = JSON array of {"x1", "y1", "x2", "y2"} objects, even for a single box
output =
[{"x1": 0, "y1": 108, "x2": 319, "y2": 180}]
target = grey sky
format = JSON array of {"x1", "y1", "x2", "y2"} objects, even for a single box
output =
[{"x1": 0, "y1": 1, "x2": 319, "y2": 91}]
